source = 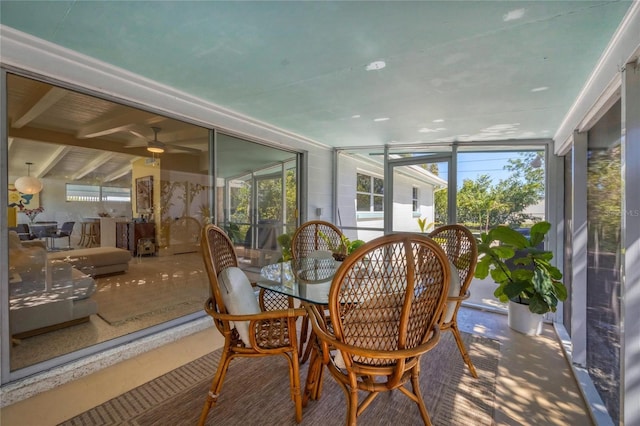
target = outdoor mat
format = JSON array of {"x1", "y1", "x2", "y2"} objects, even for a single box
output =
[{"x1": 60, "y1": 331, "x2": 500, "y2": 425}]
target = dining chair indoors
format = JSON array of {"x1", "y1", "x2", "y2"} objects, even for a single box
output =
[
  {"x1": 51, "y1": 221, "x2": 75, "y2": 249},
  {"x1": 290, "y1": 220, "x2": 344, "y2": 362},
  {"x1": 307, "y1": 233, "x2": 451, "y2": 426},
  {"x1": 199, "y1": 224, "x2": 306, "y2": 425},
  {"x1": 428, "y1": 224, "x2": 479, "y2": 378}
]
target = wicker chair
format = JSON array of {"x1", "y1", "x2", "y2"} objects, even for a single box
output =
[
  {"x1": 290, "y1": 220, "x2": 344, "y2": 362},
  {"x1": 306, "y1": 233, "x2": 450, "y2": 425},
  {"x1": 198, "y1": 224, "x2": 307, "y2": 425},
  {"x1": 428, "y1": 224, "x2": 479, "y2": 378},
  {"x1": 291, "y1": 220, "x2": 344, "y2": 260}
]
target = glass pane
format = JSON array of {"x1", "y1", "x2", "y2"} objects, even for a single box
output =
[
  {"x1": 586, "y1": 100, "x2": 621, "y2": 423},
  {"x1": 7, "y1": 73, "x2": 211, "y2": 371},
  {"x1": 337, "y1": 149, "x2": 385, "y2": 242},
  {"x1": 373, "y1": 195, "x2": 384, "y2": 211},
  {"x1": 102, "y1": 186, "x2": 131, "y2": 202},
  {"x1": 458, "y1": 150, "x2": 545, "y2": 311},
  {"x1": 357, "y1": 173, "x2": 370, "y2": 192},
  {"x1": 356, "y1": 194, "x2": 370, "y2": 211},
  {"x1": 66, "y1": 184, "x2": 101, "y2": 202},
  {"x1": 373, "y1": 177, "x2": 384, "y2": 195},
  {"x1": 391, "y1": 160, "x2": 448, "y2": 232},
  {"x1": 216, "y1": 133, "x2": 298, "y2": 269}
]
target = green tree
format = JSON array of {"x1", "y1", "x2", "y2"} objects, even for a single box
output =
[{"x1": 454, "y1": 152, "x2": 545, "y2": 230}]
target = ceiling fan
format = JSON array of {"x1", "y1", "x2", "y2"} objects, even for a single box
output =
[{"x1": 125, "y1": 127, "x2": 201, "y2": 155}]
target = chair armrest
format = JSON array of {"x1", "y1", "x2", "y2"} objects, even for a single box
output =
[
  {"x1": 204, "y1": 299, "x2": 306, "y2": 350},
  {"x1": 447, "y1": 290, "x2": 470, "y2": 303}
]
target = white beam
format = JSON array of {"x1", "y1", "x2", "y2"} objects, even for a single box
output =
[
  {"x1": 12, "y1": 86, "x2": 67, "y2": 128},
  {"x1": 71, "y1": 152, "x2": 115, "y2": 180},
  {"x1": 103, "y1": 159, "x2": 139, "y2": 182},
  {"x1": 34, "y1": 145, "x2": 71, "y2": 178},
  {"x1": 76, "y1": 110, "x2": 156, "y2": 139}
]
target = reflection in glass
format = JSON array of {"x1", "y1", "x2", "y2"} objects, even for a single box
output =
[
  {"x1": 216, "y1": 133, "x2": 298, "y2": 272},
  {"x1": 587, "y1": 142, "x2": 621, "y2": 424},
  {"x1": 7, "y1": 73, "x2": 210, "y2": 372}
]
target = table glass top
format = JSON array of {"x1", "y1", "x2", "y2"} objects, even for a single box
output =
[{"x1": 256, "y1": 258, "x2": 339, "y2": 304}]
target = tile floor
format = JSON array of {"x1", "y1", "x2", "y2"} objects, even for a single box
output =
[{"x1": 1, "y1": 306, "x2": 592, "y2": 426}]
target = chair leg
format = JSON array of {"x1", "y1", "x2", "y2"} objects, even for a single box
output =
[
  {"x1": 451, "y1": 323, "x2": 478, "y2": 378},
  {"x1": 347, "y1": 387, "x2": 359, "y2": 426},
  {"x1": 198, "y1": 349, "x2": 233, "y2": 426},
  {"x1": 410, "y1": 367, "x2": 432, "y2": 426},
  {"x1": 284, "y1": 352, "x2": 303, "y2": 423}
]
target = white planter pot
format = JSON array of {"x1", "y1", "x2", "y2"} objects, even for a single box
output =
[{"x1": 508, "y1": 301, "x2": 543, "y2": 336}]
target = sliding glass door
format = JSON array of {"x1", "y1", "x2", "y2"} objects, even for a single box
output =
[{"x1": 215, "y1": 133, "x2": 299, "y2": 272}]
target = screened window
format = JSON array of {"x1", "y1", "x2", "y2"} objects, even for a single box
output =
[
  {"x1": 66, "y1": 184, "x2": 131, "y2": 202},
  {"x1": 412, "y1": 187, "x2": 419, "y2": 212},
  {"x1": 356, "y1": 173, "x2": 384, "y2": 212}
]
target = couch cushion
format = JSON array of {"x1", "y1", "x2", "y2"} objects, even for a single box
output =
[
  {"x1": 48, "y1": 247, "x2": 132, "y2": 267},
  {"x1": 217, "y1": 266, "x2": 260, "y2": 346}
]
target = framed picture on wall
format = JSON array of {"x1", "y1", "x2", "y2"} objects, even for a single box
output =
[
  {"x1": 136, "y1": 176, "x2": 153, "y2": 213},
  {"x1": 8, "y1": 184, "x2": 40, "y2": 209}
]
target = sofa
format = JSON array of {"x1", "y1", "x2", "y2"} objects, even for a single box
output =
[
  {"x1": 47, "y1": 246, "x2": 132, "y2": 277},
  {"x1": 9, "y1": 231, "x2": 98, "y2": 338}
]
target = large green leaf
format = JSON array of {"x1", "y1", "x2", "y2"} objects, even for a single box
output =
[
  {"x1": 552, "y1": 280, "x2": 568, "y2": 301},
  {"x1": 511, "y1": 269, "x2": 534, "y2": 282},
  {"x1": 529, "y1": 221, "x2": 551, "y2": 246},
  {"x1": 528, "y1": 294, "x2": 551, "y2": 314},
  {"x1": 503, "y1": 280, "x2": 531, "y2": 299},
  {"x1": 491, "y1": 245, "x2": 515, "y2": 259},
  {"x1": 488, "y1": 226, "x2": 529, "y2": 248},
  {"x1": 474, "y1": 257, "x2": 490, "y2": 279},
  {"x1": 490, "y1": 267, "x2": 508, "y2": 284}
]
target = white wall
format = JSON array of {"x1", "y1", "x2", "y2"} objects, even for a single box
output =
[{"x1": 12, "y1": 176, "x2": 132, "y2": 228}]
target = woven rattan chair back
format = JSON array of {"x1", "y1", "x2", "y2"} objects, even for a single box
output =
[
  {"x1": 428, "y1": 224, "x2": 479, "y2": 378},
  {"x1": 321, "y1": 232, "x2": 450, "y2": 425},
  {"x1": 291, "y1": 220, "x2": 343, "y2": 259},
  {"x1": 201, "y1": 225, "x2": 238, "y2": 317},
  {"x1": 290, "y1": 221, "x2": 344, "y2": 362},
  {"x1": 198, "y1": 224, "x2": 304, "y2": 425}
]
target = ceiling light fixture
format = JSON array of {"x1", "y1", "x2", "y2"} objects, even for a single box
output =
[
  {"x1": 147, "y1": 127, "x2": 166, "y2": 153},
  {"x1": 366, "y1": 61, "x2": 386, "y2": 71},
  {"x1": 14, "y1": 162, "x2": 43, "y2": 194},
  {"x1": 531, "y1": 86, "x2": 549, "y2": 92},
  {"x1": 373, "y1": 117, "x2": 390, "y2": 122}
]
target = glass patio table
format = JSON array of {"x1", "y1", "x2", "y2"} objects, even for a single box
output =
[
  {"x1": 256, "y1": 257, "x2": 339, "y2": 406},
  {"x1": 256, "y1": 257, "x2": 339, "y2": 305}
]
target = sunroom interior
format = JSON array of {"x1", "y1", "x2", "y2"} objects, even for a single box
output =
[{"x1": 1, "y1": 2, "x2": 639, "y2": 425}]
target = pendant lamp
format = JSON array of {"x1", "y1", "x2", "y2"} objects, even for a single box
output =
[{"x1": 14, "y1": 162, "x2": 43, "y2": 194}]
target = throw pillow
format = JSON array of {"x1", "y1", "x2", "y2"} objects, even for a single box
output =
[
  {"x1": 443, "y1": 261, "x2": 462, "y2": 323},
  {"x1": 217, "y1": 267, "x2": 261, "y2": 347}
]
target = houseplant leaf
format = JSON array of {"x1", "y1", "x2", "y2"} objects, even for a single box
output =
[{"x1": 488, "y1": 226, "x2": 528, "y2": 249}]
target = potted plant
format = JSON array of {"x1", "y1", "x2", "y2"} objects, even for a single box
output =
[
  {"x1": 474, "y1": 221, "x2": 566, "y2": 335},
  {"x1": 318, "y1": 232, "x2": 365, "y2": 262}
]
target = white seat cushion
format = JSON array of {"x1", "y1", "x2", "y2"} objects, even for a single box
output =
[
  {"x1": 443, "y1": 261, "x2": 461, "y2": 323},
  {"x1": 217, "y1": 267, "x2": 261, "y2": 346}
]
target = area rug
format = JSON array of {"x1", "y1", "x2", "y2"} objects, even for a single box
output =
[
  {"x1": 92, "y1": 257, "x2": 209, "y2": 325},
  {"x1": 60, "y1": 331, "x2": 500, "y2": 425}
]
